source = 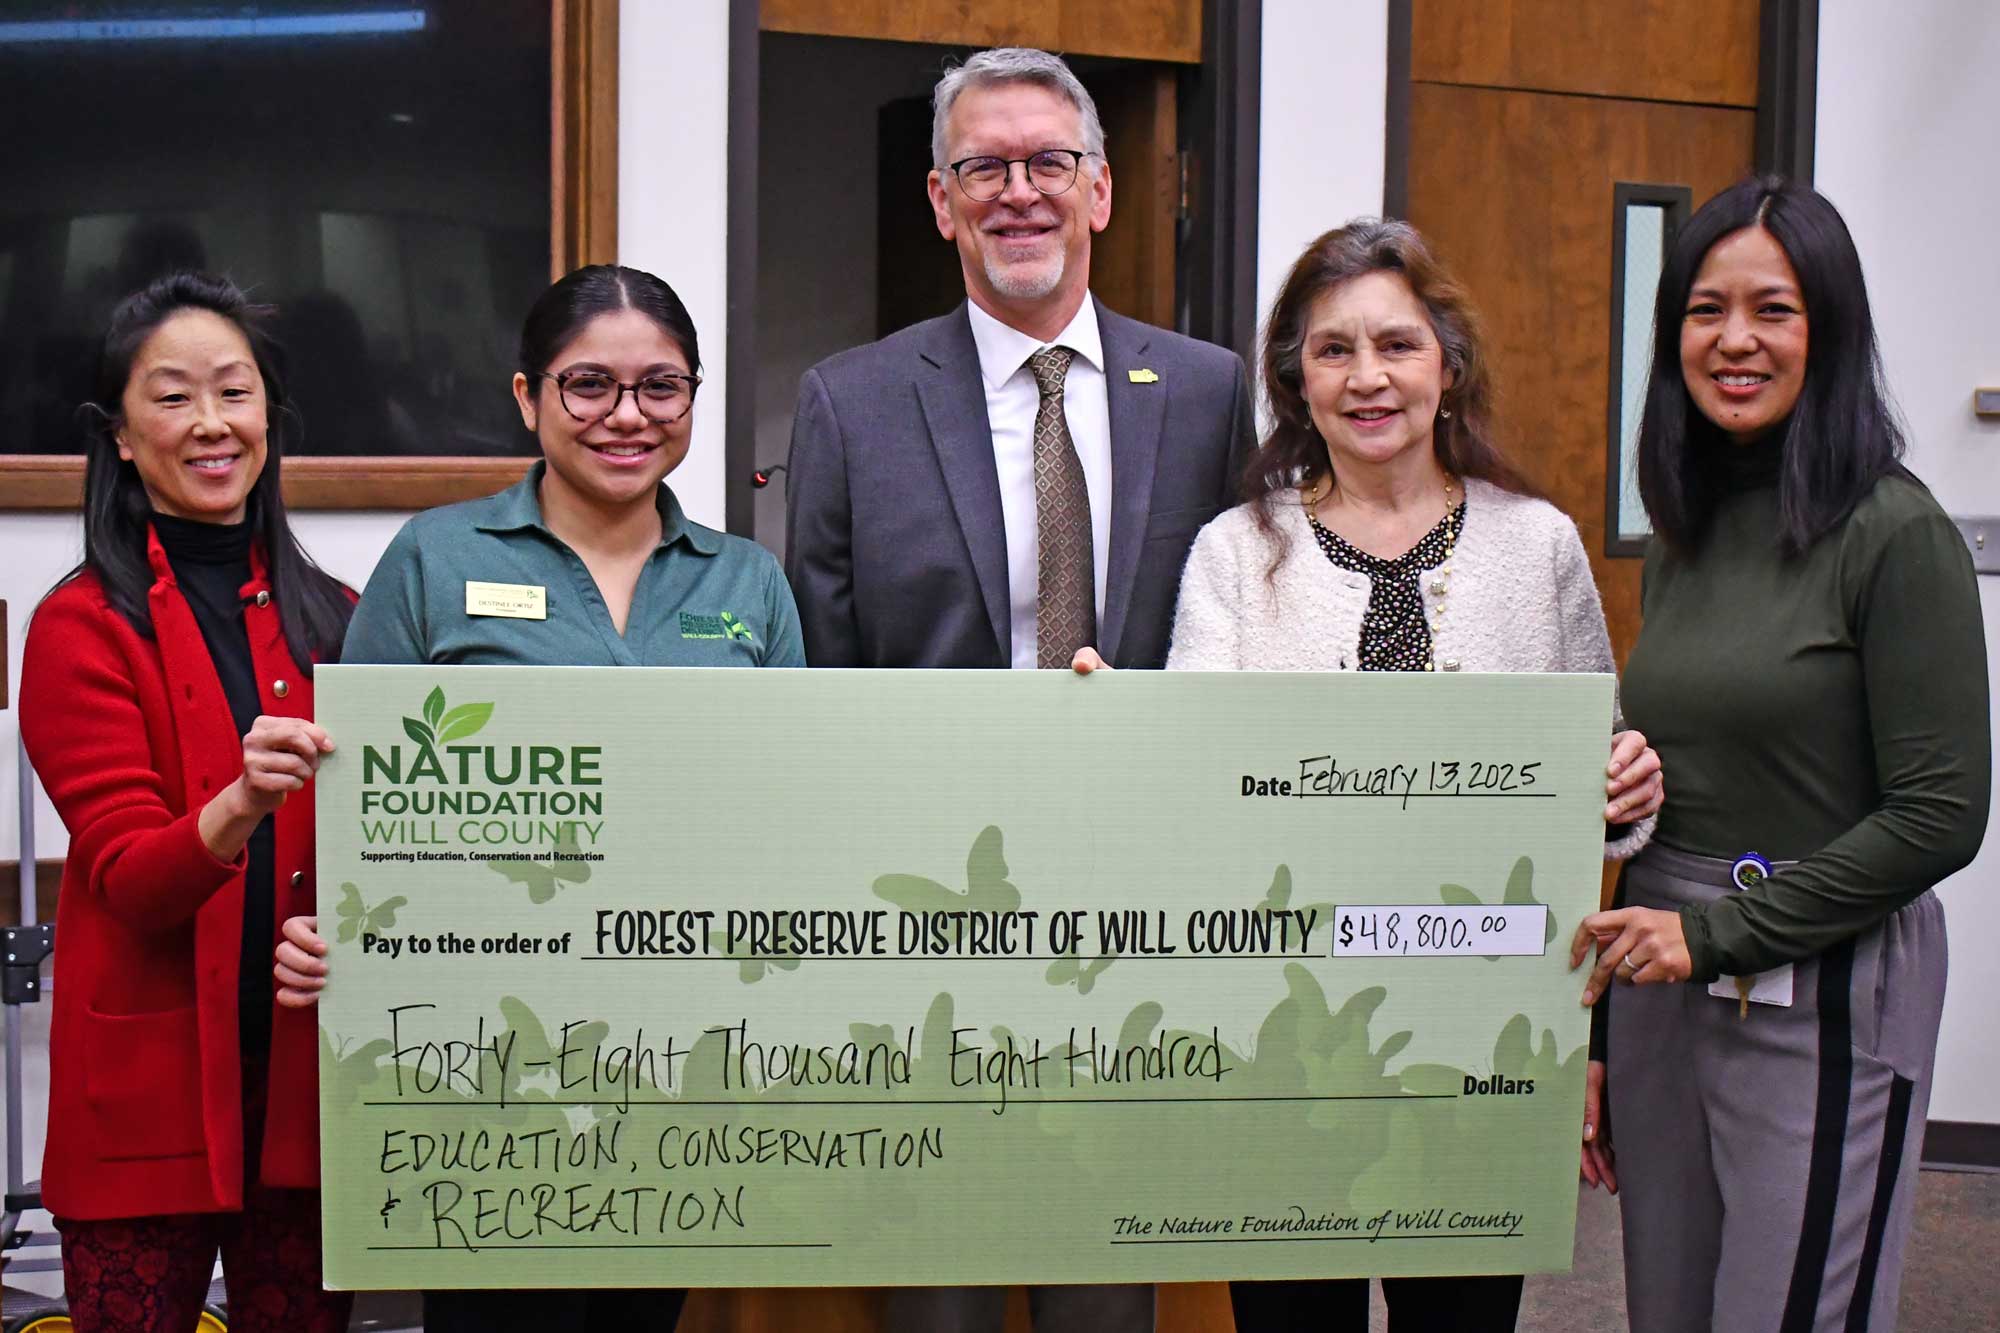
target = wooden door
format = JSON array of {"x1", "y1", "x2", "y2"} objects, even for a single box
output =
[{"x1": 1402, "y1": 0, "x2": 1761, "y2": 662}]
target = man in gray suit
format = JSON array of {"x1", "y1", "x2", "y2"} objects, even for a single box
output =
[
  {"x1": 784, "y1": 47, "x2": 1254, "y2": 1332},
  {"x1": 786, "y1": 46, "x2": 1253, "y2": 675}
]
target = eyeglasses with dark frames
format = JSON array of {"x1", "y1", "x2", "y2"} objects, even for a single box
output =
[
  {"x1": 535, "y1": 369, "x2": 702, "y2": 425},
  {"x1": 945, "y1": 149, "x2": 1095, "y2": 203}
]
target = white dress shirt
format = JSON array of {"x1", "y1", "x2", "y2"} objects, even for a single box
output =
[{"x1": 964, "y1": 297, "x2": 1112, "y2": 669}]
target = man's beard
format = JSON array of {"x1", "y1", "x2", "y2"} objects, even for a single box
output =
[{"x1": 984, "y1": 246, "x2": 1065, "y2": 301}]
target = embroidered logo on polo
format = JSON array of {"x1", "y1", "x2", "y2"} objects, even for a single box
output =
[{"x1": 679, "y1": 611, "x2": 754, "y2": 643}]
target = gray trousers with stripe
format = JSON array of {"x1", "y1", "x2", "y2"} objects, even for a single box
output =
[{"x1": 1607, "y1": 844, "x2": 1945, "y2": 1333}]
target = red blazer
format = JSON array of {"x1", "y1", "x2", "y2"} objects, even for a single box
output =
[{"x1": 20, "y1": 532, "x2": 327, "y2": 1219}]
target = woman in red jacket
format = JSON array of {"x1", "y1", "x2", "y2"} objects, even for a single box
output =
[{"x1": 20, "y1": 272, "x2": 354, "y2": 1332}]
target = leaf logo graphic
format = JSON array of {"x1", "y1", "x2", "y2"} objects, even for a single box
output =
[
  {"x1": 402, "y1": 686, "x2": 495, "y2": 754},
  {"x1": 720, "y1": 611, "x2": 754, "y2": 643}
]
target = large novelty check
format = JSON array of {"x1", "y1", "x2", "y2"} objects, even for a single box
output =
[{"x1": 315, "y1": 666, "x2": 1612, "y2": 1289}]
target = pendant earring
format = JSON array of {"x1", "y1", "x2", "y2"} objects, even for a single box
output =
[{"x1": 1438, "y1": 406, "x2": 1452, "y2": 419}]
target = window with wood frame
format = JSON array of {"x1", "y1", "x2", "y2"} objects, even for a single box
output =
[{"x1": 0, "y1": 0, "x2": 616, "y2": 511}]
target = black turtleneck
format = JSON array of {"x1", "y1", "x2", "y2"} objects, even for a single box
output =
[{"x1": 152, "y1": 513, "x2": 274, "y2": 1072}]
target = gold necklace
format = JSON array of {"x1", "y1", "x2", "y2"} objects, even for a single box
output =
[{"x1": 1301, "y1": 472, "x2": 1461, "y2": 671}]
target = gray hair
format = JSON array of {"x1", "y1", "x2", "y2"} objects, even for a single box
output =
[{"x1": 930, "y1": 47, "x2": 1106, "y2": 171}]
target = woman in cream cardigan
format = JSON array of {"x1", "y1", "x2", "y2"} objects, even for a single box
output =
[{"x1": 1165, "y1": 219, "x2": 1663, "y2": 1333}]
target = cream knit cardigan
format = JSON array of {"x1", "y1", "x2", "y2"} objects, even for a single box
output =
[{"x1": 1166, "y1": 477, "x2": 1653, "y2": 858}]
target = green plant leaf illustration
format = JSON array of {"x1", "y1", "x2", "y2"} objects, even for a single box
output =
[
  {"x1": 402, "y1": 716, "x2": 436, "y2": 749},
  {"x1": 486, "y1": 834, "x2": 593, "y2": 904},
  {"x1": 422, "y1": 686, "x2": 446, "y2": 730},
  {"x1": 873, "y1": 825, "x2": 1021, "y2": 913},
  {"x1": 1438, "y1": 883, "x2": 1481, "y2": 908},
  {"x1": 435, "y1": 702, "x2": 494, "y2": 744}
]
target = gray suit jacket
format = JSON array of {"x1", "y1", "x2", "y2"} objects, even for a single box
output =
[{"x1": 784, "y1": 298, "x2": 1255, "y2": 668}]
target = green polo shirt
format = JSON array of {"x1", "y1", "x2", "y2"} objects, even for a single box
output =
[{"x1": 343, "y1": 464, "x2": 805, "y2": 668}]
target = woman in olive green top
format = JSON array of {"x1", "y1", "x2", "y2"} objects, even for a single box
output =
[
  {"x1": 276, "y1": 265, "x2": 801, "y2": 1331},
  {"x1": 1571, "y1": 179, "x2": 1987, "y2": 1332}
]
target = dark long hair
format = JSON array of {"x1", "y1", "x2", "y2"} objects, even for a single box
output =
[
  {"x1": 518, "y1": 264, "x2": 702, "y2": 378},
  {"x1": 1248, "y1": 219, "x2": 1538, "y2": 537},
  {"x1": 72, "y1": 272, "x2": 351, "y2": 672},
  {"x1": 1636, "y1": 176, "x2": 1907, "y2": 554}
]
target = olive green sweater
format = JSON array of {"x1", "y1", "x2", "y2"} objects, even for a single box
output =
[{"x1": 1621, "y1": 443, "x2": 1989, "y2": 982}]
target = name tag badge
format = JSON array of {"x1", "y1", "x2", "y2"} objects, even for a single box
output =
[
  {"x1": 465, "y1": 581, "x2": 547, "y2": 620},
  {"x1": 1709, "y1": 966, "x2": 1795, "y2": 1008}
]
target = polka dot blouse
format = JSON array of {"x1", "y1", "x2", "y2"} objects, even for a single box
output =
[{"x1": 1306, "y1": 501, "x2": 1468, "y2": 672}]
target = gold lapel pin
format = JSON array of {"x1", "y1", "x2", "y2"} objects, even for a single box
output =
[{"x1": 1128, "y1": 368, "x2": 1159, "y2": 384}]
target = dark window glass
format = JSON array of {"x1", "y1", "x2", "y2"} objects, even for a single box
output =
[{"x1": 0, "y1": 1, "x2": 550, "y2": 458}]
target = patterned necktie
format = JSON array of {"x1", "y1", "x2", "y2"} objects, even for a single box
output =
[{"x1": 1026, "y1": 345, "x2": 1095, "y2": 668}]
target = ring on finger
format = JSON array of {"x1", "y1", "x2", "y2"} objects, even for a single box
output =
[{"x1": 1617, "y1": 955, "x2": 1641, "y2": 973}]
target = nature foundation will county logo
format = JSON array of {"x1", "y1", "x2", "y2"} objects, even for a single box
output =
[
  {"x1": 679, "y1": 611, "x2": 754, "y2": 643},
  {"x1": 354, "y1": 687, "x2": 609, "y2": 866}
]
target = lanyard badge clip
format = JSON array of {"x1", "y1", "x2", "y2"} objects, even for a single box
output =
[{"x1": 1717, "y1": 852, "x2": 1788, "y2": 1018}]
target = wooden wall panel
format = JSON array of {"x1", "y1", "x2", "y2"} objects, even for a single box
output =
[
  {"x1": 762, "y1": 0, "x2": 1203, "y2": 64},
  {"x1": 1411, "y1": 0, "x2": 1759, "y2": 107},
  {"x1": 1089, "y1": 68, "x2": 1180, "y2": 329},
  {"x1": 1406, "y1": 84, "x2": 1754, "y2": 660}
]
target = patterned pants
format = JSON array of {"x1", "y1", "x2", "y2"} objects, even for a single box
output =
[
  {"x1": 56, "y1": 1187, "x2": 351, "y2": 1333},
  {"x1": 55, "y1": 1051, "x2": 351, "y2": 1333}
]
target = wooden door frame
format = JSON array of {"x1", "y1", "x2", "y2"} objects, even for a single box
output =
[
  {"x1": 0, "y1": 0, "x2": 618, "y2": 513},
  {"x1": 1756, "y1": 0, "x2": 1818, "y2": 178},
  {"x1": 722, "y1": 0, "x2": 1263, "y2": 538},
  {"x1": 1177, "y1": 0, "x2": 1263, "y2": 365}
]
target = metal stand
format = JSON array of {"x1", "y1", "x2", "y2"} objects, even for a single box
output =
[{"x1": 4, "y1": 727, "x2": 61, "y2": 1299}]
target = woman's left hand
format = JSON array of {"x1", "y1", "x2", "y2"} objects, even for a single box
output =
[
  {"x1": 1571, "y1": 906, "x2": 1691, "y2": 1004},
  {"x1": 274, "y1": 914, "x2": 332, "y2": 1008},
  {"x1": 1605, "y1": 729, "x2": 1663, "y2": 824}
]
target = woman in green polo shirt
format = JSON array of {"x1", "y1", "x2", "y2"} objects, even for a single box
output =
[
  {"x1": 339, "y1": 264, "x2": 802, "y2": 669},
  {"x1": 274, "y1": 264, "x2": 801, "y2": 1331}
]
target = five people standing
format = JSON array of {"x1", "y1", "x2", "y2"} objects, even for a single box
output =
[{"x1": 13, "y1": 41, "x2": 1988, "y2": 1333}]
